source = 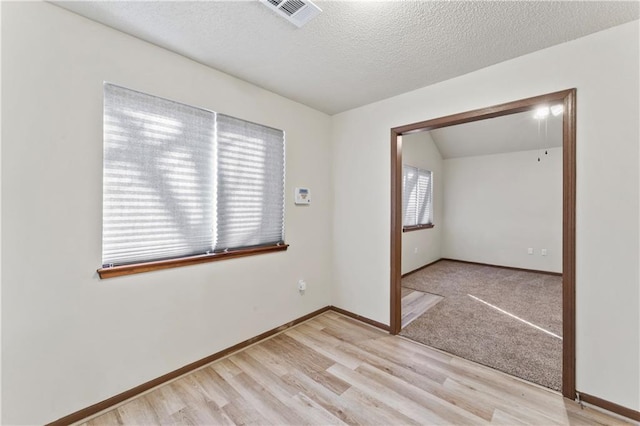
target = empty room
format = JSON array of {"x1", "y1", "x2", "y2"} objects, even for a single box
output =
[
  {"x1": 1, "y1": 1, "x2": 639, "y2": 425},
  {"x1": 399, "y1": 111, "x2": 563, "y2": 391}
]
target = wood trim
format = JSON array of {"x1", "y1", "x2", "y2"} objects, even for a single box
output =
[
  {"x1": 390, "y1": 130, "x2": 403, "y2": 334},
  {"x1": 562, "y1": 89, "x2": 577, "y2": 400},
  {"x1": 402, "y1": 223, "x2": 435, "y2": 232},
  {"x1": 441, "y1": 258, "x2": 562, "y2": 277},
  {"x1": 578, "y1": 392, "x2": 640, "y2": 422},
  {"x1": 46, "y1": 305, "x2": 330, "y2": 426},
  {"x1": 97, "y1": 244, "x2": 289, "y2": 279},
  {"x1": 389, "y1": 89, "x2": 577, "y2": 398},
  {"x1": 401, "y1": 258, "x2": 443, "y2": 278},
  {"x1": 393, "y1": 89, "x2": 575, "y2": 135},
  {"x1": 329, "y1": 306, "x2": 391, "y2": 332},
  {"x1": 46, "y1": 305, "x2": 388, "y2": 425}
]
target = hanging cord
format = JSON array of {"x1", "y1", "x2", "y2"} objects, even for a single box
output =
[
  {"x1": 545, "y1": 114, "x2": 549, "y2": 156},
  {"x1": 537, "y1": 114, "x2": 542, "y2": 162},
  {"x1": 536, "y1": 110, "x2": 550, "y2": 162}
]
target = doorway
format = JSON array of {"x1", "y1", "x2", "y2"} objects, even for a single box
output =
[{"x1": 389, "y1": 89, "x2": 576, "y2": 399}]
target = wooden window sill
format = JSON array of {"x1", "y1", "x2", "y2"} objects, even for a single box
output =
[
  {"x1": 97, "y1": 244, "x2": 289, "y2": 279},
  {"x1": 403, "y1": 224, "x2": 435, "y2": 233}
]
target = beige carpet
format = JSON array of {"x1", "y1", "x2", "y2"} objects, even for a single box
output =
[{"x1": 400, "y1": 260, "x2": 562, "y2": 390}]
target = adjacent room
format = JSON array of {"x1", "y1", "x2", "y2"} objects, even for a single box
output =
[
  {"x1": 399, "y1": 109, "x2": 563, "y2": 391},
  {"x1": 1, "y1": 1, "x2": 639, "y2": 425}
]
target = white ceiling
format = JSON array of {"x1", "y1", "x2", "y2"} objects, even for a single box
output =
[
  {"x1": 429, "y1": 109, "x2": 563, "y2": 159},
  {"x1": 53, "y1": 1, "x2": 639, "y2": 115}
]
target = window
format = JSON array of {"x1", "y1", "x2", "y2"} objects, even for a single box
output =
[
  {"x1": 402, "y1": 165, "x2": 433, "y2": 232},
  {"x1": 99, "y1": 83, "x2": 286, "y2": 278}
]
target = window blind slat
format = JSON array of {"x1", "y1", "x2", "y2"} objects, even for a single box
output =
[
  {"x1": 402, "y1": 165, "x2": 433, "y2": 227},
  {"x1": 102, "y1": 84, "x2": 286, "y2": 267},
  {"x1": 214, "y1": 114, "x2": 285, "y2": 251},
  {"x1": 102, "y1": 84, "x2": 216, "y2": 265}
]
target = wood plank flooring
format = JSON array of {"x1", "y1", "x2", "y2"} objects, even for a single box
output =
[
  {"x1": 79, "y1": 312, "x2": 630, "y2": 425},
  {"x1": 401, "y1": 288, "x2": 443, "y2": 328}
]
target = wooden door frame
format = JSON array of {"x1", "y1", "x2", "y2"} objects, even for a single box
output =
[{"x1": 389, "y1": 89, "x2": 576, "y2": 399}]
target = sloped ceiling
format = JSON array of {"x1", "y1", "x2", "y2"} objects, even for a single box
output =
[
  {"x1": 430, "y1": 109, "x2": 563, "y2": 159},
  {"x1": 53, "y1": 1, "x2": 639, "y2": 114}
]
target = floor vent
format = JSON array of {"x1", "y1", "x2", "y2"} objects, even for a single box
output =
[{"x1": 260, "y1": 0, "x2": 322, "y2": 28}]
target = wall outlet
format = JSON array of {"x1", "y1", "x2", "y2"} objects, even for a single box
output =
[
  {"x1": 541, "y1": 249, "x2": 548, "y2": 256},
  {"x1": 527, "y1": 248, "x2": 534, "y2": 255},
  {"x1": 414, "y1": 247, "x2": 419, "y2": 254},
  {"x1": 298, "y1": 279, "x2": 307, "y2": 293}
]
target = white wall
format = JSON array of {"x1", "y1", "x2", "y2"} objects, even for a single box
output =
[
  {"x1": 331, "y1": 20, "x2": 639, "y2": 411},
  {"x1": 442, "y1": 148, "x2": 562, "y2": 273},
  {"x1": 401, "y1": 132, "x2": 443, "y2": 275},
  {"x1": 1, "y1": 3, "x2": 332, "y2": 424},
  {"x1": 2, "y1": 2, "x2": 639, "y2": 421},
  {"x1": 0, "y1": 2, "x2": 3, "y2": 422}
]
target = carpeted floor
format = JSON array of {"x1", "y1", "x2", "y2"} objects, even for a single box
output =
[{"x1": 400, "y1": 260, "x2": 562, "y2": 391}]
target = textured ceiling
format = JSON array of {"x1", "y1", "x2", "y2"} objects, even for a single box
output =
[
  {"x1": 53, "y1": 1, "x2": 639, "y2": 115},
  {"x1": 429, "y1": 109, "x2": 563, "y2": 159}
]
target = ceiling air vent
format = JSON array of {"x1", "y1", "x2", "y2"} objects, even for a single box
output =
[{"x1": 260, "y1": 0, "x2": 322, "y2": 28}]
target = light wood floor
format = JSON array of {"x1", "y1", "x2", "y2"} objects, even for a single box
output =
[
  {"x1": 401, "y1": 287, "x2": 443, "y2": 328},
  {"x1": 80, "y1": 311, "x2": 629, "y2": 425}
]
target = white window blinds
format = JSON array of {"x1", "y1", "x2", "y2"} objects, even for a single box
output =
[
  {"x1": 102, "y1": 83, "x2": 285, "y2": 266},
  {"x1": 214, "y1": 114, "x2": 285, "y2": 251},
  {"x1": 402, "y1": 165, "x2": 433, "y2": 227}
]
